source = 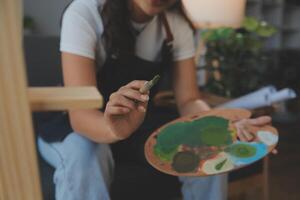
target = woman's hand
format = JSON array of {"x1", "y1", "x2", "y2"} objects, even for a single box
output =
[
  {"x1": 234, "y1": 116, "x2": 278, "y2": 154},
  {"x1": 104, "y1": 80, "x2": 149, "y2": 140}
]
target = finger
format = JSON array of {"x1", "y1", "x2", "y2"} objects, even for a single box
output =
[
  {"x1": 125, "y1": 80, "x2": 148, "y2": 90},
  {"x1": 241, "y1": 128, "x2": 254, "y2": 141},
  {"x1": 105, "y1": 105, "x2": 130, "y2": 115},
  {"x1": 247, "y1": 116, "x2": 272, "y2": 126},
  {"x1": 109, "y1": 95, "x2": 136, "y2": 110},
  {"x1": 237, "y1": 127, "x2": 248, "y2": 142},
  {"x1": 137, "y1": 105, "x2": 146, "y2": 112},
  {"x1": 271, "y1": 149, "x2": 278, "y2": 155},
  {"x1": 119, "y1": 87, "x2": 149, "y2": 102}
]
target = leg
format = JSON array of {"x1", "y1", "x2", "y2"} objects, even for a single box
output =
[
  {"x1": 38, "y1": 133, "x2": 114, "y2": 200},
  {"x1": 179, "y1": 174, "x2": 228, "y2": 200}
]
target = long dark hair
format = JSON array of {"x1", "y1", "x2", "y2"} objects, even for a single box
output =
[
  {"x1": 100, "y1": 0, "x2": 135, "y2": 57},
  {"x1": 100, "y1": 0, "x2": 192, "y2": 58}
]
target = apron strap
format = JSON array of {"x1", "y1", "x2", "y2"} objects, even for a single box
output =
[{"x1": 159, "y1": 12, "x2": 174, "y2": 46}]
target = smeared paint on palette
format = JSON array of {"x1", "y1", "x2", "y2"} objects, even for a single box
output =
[
  {"x1": 226, "y1": 142, "x2": 268, "y2": 166},
  {"x1": 145, "y1": 109, "x2": 278, "y2": 176}
]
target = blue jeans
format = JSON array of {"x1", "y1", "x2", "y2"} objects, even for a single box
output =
[{"x1": 38, "y1": 133, "x2": 227, "y2": 200}]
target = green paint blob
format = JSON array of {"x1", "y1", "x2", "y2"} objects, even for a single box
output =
[
  {"x1": 187, "y1": 116, "x2": 232, "y2": 147},
  {"x1": 154, "y1": 116, "x2": 233, "y2": 161},
  {"x1": 228, "y1": 144, "x2": 257, "y2": 158},
  {"x1": 200, "y1": 126, "x2": 232, "y2": 146},
  {"x1": 215, "y1": 159, "x2": 227, "y2": 171},
  {"x1": 154, "y1": 122, "x2": 187, "y2": 161},
  {"x1": 154, "y1": 144, "x2": 179, "y2": 162},
  {"x1": 172, "y1": 151, "x2": 199, "y2": 173}
]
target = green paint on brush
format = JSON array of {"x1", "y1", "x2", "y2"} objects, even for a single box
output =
[
  {"x1": 154, "y1": 116, "x2": 234, "y2": 162},
  {"x1": 228, "y1": 143, "x2": 257, "y2": 158}
]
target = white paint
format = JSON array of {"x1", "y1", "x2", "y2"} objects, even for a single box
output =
[
  {"x1": 202, "y1": 152, "x2": 234, "y2": 175},
  {"x1": 257, "y1": 131, "x2": 278, "y2": 146}
]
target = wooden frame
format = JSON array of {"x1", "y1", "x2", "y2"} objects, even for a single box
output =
[
  {"x1": 29, "y1": 87, "x2": 103, "y2": 111},
  {"x1": 0, "y1": 0, "x2": 42, "y2": 199},
  {"x1": 0, "y1": 0, "x2": 103, "y2": 199}
]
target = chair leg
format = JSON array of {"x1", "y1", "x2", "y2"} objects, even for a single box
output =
[{"x1": 262, "y1": 156, "x2": 269, "y2": 200}]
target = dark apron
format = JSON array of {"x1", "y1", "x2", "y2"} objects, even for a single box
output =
[{"x1": 98, "y1": 13, "x2": 178, "y2": 166}]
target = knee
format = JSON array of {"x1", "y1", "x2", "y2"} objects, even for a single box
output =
[
  {"x1": 63, "y1": 133, "x2": 113, "y2": 168},
  {"x1": 62, "y1": 133, "x2": 99, "y2": 164}
]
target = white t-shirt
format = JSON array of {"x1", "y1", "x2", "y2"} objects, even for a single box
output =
[{"x1": 60, "y1": 0, "x2": 196, "y2": 67}]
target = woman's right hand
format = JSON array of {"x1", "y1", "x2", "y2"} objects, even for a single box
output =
[{"x1": 104, "y1": 80, "x2": 149, "y2": 140}]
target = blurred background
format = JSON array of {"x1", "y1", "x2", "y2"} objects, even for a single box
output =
[{"x1": 23, "y1": 0, "x2": 300, "y2": 199}]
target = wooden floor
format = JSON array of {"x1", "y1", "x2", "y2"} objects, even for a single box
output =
[{"x1": 268, "y1": 121, "x2": 300, "y2": 200}]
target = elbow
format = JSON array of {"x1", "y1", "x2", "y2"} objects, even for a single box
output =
[
  {"x1": 69, "y1": 111, "x2": 83, "y2": 134},
  {"x1": 176, "y1": 96, "x2": 198, "y2": 109}
]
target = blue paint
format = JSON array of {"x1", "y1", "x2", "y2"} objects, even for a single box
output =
[{"x1": 228, "y1": 141, "x2": 268, "y2": 166}]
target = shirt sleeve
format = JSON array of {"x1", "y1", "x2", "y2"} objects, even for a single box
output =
[
  {"x1": 60, "y1": 2, "x2": 98, "y2": 59},
  {"x1": 171, "y1": 13, "x2": 196, "y2": 61}
]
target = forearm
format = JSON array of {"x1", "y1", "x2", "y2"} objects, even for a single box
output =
[
  {"x1": 178, "y1": 98, "x2": 211, "y2": 116},
  {"x1": 173, "y1": 58, "x2": 211, "y2": 116},
  {"x1": 69, "y1": 109, "x2": 119, "y2": 143}
]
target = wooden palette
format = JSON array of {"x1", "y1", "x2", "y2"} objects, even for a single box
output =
[{"x1": 145, "y1": 109, "x2": 278, "y2": 176}]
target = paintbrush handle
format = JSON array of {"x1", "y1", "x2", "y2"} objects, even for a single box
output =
[{"x1": 139, "y1": 75, "x2": 160, "y2": 94}]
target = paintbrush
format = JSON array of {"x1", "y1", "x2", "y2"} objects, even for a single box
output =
[{"x1": 139, "y1": 75, "x2": 160, "y2": 94}]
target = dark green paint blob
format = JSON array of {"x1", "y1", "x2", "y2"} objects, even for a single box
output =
[
  {"x1": 215, "y1": 159, "x2": 227, "y2": 171},
  {"x1": 172, "y1": 151, "x2": 199, "y2": 173},
  {"x1": 185, "y1": 116, "x2": 232, "y2": 147},
  {"x1": 154, "y1": 116, "x2": 233, "y2": 161},
  {"x1": 228, "y1": 144, "x2": 257, "y2": 158},
  {"x1": 200, "y1": 125, "x2": 232, "y2": 146}
]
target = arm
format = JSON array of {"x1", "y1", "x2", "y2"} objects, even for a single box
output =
[
  {"x1": 62, "y1": 52, "x2": 149, "y2": 143},
  {"x1": 60, "y1": 4, "x2": 149, "y2": 143},
  {"x1": 173, "y1": 57, "x2": 210, "y2": 116},
  {"x1": 62, "y1": 52, "x2": 117, "y2": 143},
  {"x1": 172, "y1": 57, "x2": 277, "y2": 152}
]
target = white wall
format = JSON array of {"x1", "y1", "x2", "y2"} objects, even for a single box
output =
[{"x1": 23, "y1": 0, "x2": 72, "y2": 36}]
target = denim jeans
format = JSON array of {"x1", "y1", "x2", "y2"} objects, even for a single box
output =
[{"x1": 38, "y1": 133, "x2": 227, "y2": 200}]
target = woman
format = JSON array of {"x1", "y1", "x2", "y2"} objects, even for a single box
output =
[{"x1": 38, "y1": 0, "x2": 272, "y2": 199}]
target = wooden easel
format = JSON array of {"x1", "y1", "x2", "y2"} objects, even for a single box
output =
[{"x1": 0, "y1": 1, "x2": 103, "y2": 199}]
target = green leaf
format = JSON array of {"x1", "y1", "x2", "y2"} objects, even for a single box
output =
[
  {"x1": 242, "y1": 17, "x2": 259, "y2": 32},
  {"x1": 256, "y1": 22, "x2": 277, "y2": 37},
  {"x1": 201, "y1": 28, "x2": 234, "y2": 42},
  {"x1": 216, "y1": 28, "x2": 234, "y2": 39},
  {"x1": 201, "y1": 30, "x2": 215, "y2": 41}
]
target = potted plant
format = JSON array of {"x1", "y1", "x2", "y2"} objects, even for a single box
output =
[{"x1": 201, "y1": 17, "x2": 277, "y2": 98}]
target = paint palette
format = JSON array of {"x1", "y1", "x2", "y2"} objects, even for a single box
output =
[{"x1": 145, "y1": 109, "x2": 278, "y2": 176}]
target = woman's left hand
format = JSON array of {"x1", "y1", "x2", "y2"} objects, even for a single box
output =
[{"x1": 234, "y1": 116, "x2": 278, "y2": 154}]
